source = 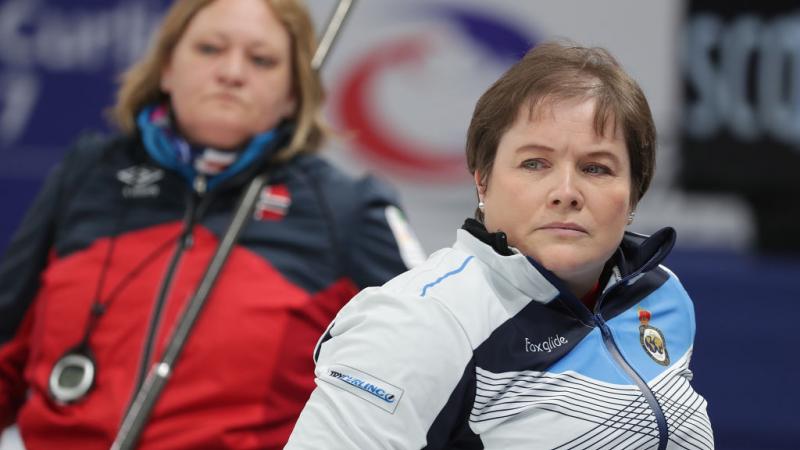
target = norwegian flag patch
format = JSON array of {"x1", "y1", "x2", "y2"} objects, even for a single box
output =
[{"x1": 254, "y1": 184, "x2": 291, "y2": 221}]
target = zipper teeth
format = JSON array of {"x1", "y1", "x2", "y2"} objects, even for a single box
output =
[{"x1": 595, "y1": 314, "x2": 669, "y2": 450}]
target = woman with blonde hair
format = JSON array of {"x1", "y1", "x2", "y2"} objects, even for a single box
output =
[{"x1": 0, "y1": 0, "x2": 420, "y2": 448}]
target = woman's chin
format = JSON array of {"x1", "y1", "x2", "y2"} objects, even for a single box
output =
[
  {"x1": 536, "y1": 252, "x2": 604, "y2": 284},
  {"x1": 183, "y1": 125, "x2": 252, "y2": 150}
]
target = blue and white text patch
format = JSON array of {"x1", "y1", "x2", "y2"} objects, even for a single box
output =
[{"x1": 320, "y1": 364, "x2": 404, "y2": 414}]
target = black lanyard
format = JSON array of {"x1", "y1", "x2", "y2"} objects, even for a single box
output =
[{"x1": 111, "y1": 172, "x2": 269, "y2": 450}]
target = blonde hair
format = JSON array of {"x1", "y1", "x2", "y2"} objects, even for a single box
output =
[{"x1": 111, "y1": 0, "x2": 326, "y2": 159}]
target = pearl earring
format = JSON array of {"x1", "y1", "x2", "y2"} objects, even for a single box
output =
[
  {"x1": 628, "y1": 211, "x2": 636, "y2": 224},
  {"x1": 478, "y1": 200, "x2": 485, "y2": 210}
]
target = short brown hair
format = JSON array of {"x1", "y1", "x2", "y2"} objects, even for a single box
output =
[
  {"x1": 466, "y1": 41, "x2": 656, "y2": 220},
  {"x1": 111, "y1": 0, "x2": 325, "y2": 159}
]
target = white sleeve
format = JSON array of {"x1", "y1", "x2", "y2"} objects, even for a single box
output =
[{"x1": 285, "y1": 286, "x2": 473, "y2": 449}]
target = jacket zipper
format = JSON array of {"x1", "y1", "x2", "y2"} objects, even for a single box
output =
[
  {"x1": 129, "y1": 175, "x2": 206, "y2": 400},
  {"x1": 593, "y1": 314, "x2": 668, "y2": 450},
  {"x1": 592, "y1": 273, "x2": 669, "y2": 450}
]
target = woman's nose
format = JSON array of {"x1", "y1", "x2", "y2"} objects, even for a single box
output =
[
  {"x1": 216, "y1": 51, "x2": 246, "y2": 86},
  {"x1": 547, "y1": 169, "x2": 584, "y2": 209}
]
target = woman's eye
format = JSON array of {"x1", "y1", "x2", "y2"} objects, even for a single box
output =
[
  {"x1": 251, "y1": 55, "x2": 278, "y2": 68},
  {"x1": 522, "y1": 159, "x2": 546, "y2": 170},
  {"x1": 196, "y1": 43, "x2": 221, "y2": 55},
  {"x1": 584, "y1": 164, "x2": 611, "y2": 175}
]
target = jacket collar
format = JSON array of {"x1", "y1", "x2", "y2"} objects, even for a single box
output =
[
  {"x1": 454, "y1": 222, "x2": 560, "y2": 305},
  {"x1": 458, "y1": 218, "x2": 676, "y2": 303},
  {"x1": 136, "y1": 104, "x2": 294, "y2": 192}
]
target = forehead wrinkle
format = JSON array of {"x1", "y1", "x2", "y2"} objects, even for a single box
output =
[{"x1": 522, "y1": 93, "x2": 622, "y2": 142}]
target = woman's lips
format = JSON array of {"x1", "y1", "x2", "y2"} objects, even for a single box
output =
[{"x1": 537, "y1": 222, "x2": 588, "y2": 236}]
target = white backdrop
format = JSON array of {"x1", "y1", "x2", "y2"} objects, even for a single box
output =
[{"x1": 312, "y1": 0, "x2": 753, "y2": 252}]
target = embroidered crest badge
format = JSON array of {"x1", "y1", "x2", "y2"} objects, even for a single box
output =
[{"x1": 638, "y1": 307, "x2": 670, "y2": 366}]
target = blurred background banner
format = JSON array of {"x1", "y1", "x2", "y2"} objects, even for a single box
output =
[
  {"x1": 0, "y1": 0, "x2": 168, "y2": 245},
  {"x1": 0, "y1": 0, "x2": 797, "y2": 449},
  {"x1": 681, "y1": 0, "x2": 800, "y2": 252}
]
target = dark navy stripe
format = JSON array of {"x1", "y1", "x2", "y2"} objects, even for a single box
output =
[
  {"x1": 314, "y1": 326, "x2": 334, "y2": 363},
  {"x1": 423, "y1": 357, "x2": 483, "y2": 450}
]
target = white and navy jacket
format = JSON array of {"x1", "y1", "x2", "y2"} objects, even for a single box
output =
[{"x1": 286, "y1": 220, "x2": 713, "y2": 449}]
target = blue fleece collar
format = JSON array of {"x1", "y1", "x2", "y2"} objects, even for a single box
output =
[{"x1": 136, "y1": 104, "x2": 282, "y2": 191}]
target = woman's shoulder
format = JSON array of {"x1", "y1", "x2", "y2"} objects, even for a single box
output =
[
  {"x1": 335, "y1": 244, "x2": 496, "y2": 350},
  {"x1": 285, "y1": 154, "x2": 406, "y2": 245},
  {"x1": 382, "y1": 245, "x2": 476, "y2": 295},
  {"x1": 378, "y1": 244, "x2": 499, "y2": 325},
  {"x1": 60, "y1": 131, "x2": 137, "y2": 167},
  {"x1": 288, "y1": 154, "x2": 397, "y2": 199},
  {"x1": 53, "y1": 132, "x2": 135, "y2": 180},
  {"x1": 653, "y1": 263, "x2": 693, "y2": 303}
]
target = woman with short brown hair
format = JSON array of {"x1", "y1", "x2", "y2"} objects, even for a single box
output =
[{"x1": 287, "y1": 41, "x2": 713, "y2": 449}]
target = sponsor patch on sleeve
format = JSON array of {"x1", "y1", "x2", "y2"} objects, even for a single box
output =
[{"x1": 319, "y1": 364, "x2": 404, "y2": 414}]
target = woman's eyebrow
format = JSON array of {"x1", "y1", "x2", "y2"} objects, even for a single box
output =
[
  {"x1": 585, "y1": 149, "x2": 623, "y2": 163},
  {"x1": 515, "y1": 143, "x2": 555, "y2": 154}
]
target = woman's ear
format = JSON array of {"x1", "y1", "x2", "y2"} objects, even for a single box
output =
[
  {"x1": 160, "y1": 63, "x2": 174, "y2": 93},
  {"x1": 473, "y1": 171, "x2": 486, "y2": 200},
  {"x1": 627, "y1": 199, "x2": 637, "y2": 225},
  {"x1": 284, "y1": 98, "x2": 297, "y2": 120}
]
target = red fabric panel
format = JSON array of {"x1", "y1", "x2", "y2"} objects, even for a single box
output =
[
  {"x1": 9, "y1": 222, "x2": 359, "y2": 449},
  {"x1": 0, "y1": 302, "x2": 37, "y2": 428}
]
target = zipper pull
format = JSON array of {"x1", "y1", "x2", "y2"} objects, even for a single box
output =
[
  {"x1": 594, "y1": 313, "x2": 612, "y2": 336},
  {"x1": 193, "y1": 174, "x2": 207, "y2": 196},
  {"x1": 183, "y1": 231, "x2": 194, "y2": 248},
  {"x1": 182, "y1": 179, "x2": 202, "y2": 248}
]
